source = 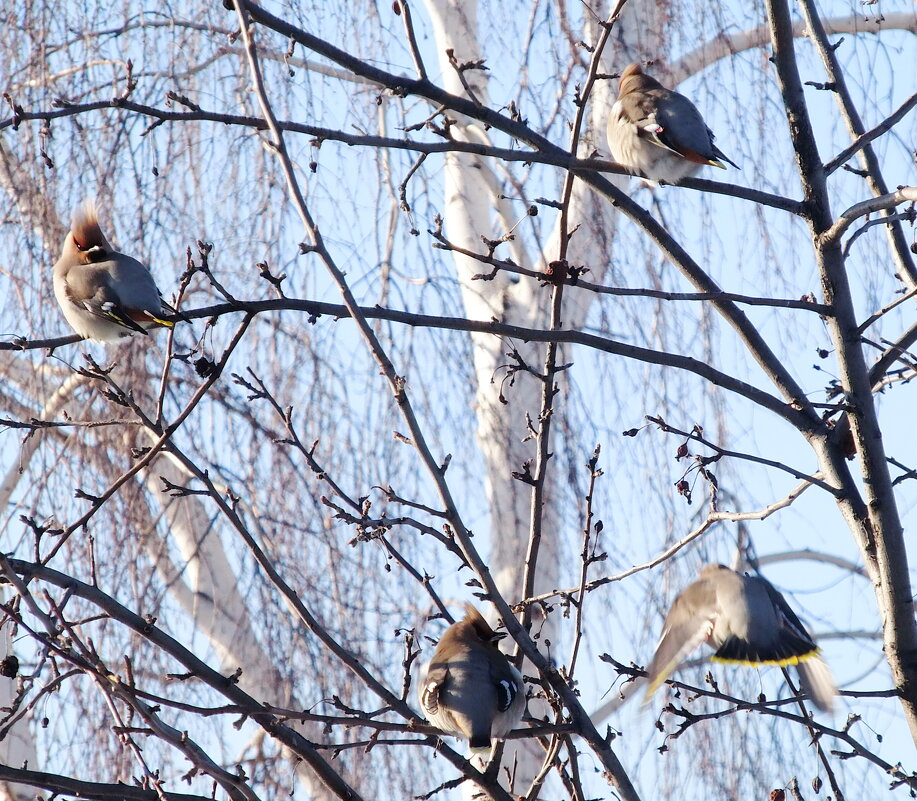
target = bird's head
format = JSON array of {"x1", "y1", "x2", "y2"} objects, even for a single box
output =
[
  {"x1": 618, "y1": 62, "x2": 644, "y2": 88},
  {"x1": 617, "y1": 62, "x2": 663, "y2": 98},
  {"x1": 462, "y1": 604, "x2": 508, "y2": 647},
  {"x1": 68, "y1": 200, "x2": 112, "y2": 265}
]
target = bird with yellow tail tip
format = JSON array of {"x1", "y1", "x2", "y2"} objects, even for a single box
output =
[
  {"x1": 607, "y1": 62, "x2": 739, "y2": 185},
  {"x1": 53, "y1": 200, "x2": 177, "y2": 342},
  {"x1": 645, "y1": 564, "x2": 836, "y2": 712},
  {"x1": 418, "y1": 604, "x2": 526, "y2": 754}
]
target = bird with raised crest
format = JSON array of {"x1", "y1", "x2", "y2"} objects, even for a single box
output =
[{"x1": 53, "y1": 200, "x2": 176, "y2": 342}]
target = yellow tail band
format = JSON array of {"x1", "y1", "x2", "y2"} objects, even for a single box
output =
[
  {"x1": 144, "y1": 312, "x2": 175, "y2": 328},
  {"x1": 711, "y1": 648, "x2": 820, "y2": 668}
]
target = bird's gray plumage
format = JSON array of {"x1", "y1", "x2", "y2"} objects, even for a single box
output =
[
  {"x1": 53, "y1": 200, "x2": 174, "y2": 342},
  {"x1": 418, "y1": 604, "x2": 525, "y2": 750},
  {"x1": 645, "y1": 564, "x2": 836, "y2": 712},
  {"x1": 607, "y1": 63, "x2": 738, "y2": 184}
]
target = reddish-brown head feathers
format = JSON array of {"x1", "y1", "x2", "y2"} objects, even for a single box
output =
[{"x1": 70, "y1": 200, "x2": 111, "y2": 252}]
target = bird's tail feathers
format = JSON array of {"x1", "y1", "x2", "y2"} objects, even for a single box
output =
[
  {"x1": 796, "y1": 654, "x2": 836, "y2": 713},
  {"x1": 142, "y1": 310, "x2": 176, "y2": 329},
  {"x1": 712, "y1": 633, "x2": 819, "y2": 667},
  {"x1": 711, "y1": 147, "x2": 740, "y2": 170}
]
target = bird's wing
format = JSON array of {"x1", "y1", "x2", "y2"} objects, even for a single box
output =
[
  {"x1": 713, "y1": 576, "x2": 817, "y2": 665},
  {"x1": 617, "y1": 90, "x2": 659, "y2": 131},
  {"x1": 419, "y1": 664, "x2": 448, "y2": 716},
  {"x1": 647, "y1": 91, "x2": 731, "y2": 168},
  {"x1": 644, "y1": 581, "x2": 717, "y2": 701},
  {"x1": 64, "y1": 267, "x2": 151, "y2": 335},
  {"x1": 762, "y1": 579, "x2": 819, "y2": 655},
  {"x1": 108, "y1": 256, "x2": 176, "y2": 328},
  {"x1": 489, "y1": 658, "x2": 522, "y2": 713}
]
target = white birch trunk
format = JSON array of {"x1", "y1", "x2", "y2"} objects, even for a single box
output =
[
  {"x1": 422, "y1": 1, "x2": 662, "y2": 793},
  {"x1": 145, "y1": 472, "x2": 340, "y2": 800},
  {"x1": 0, "y1": 606, "x2": 36, "y2": 801},
  {"x1": 0, "y1": 373, "x2": 88, "y2": 801}
]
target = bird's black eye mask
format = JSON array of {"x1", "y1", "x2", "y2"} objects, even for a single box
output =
[{"x1": 75, "y1": 238, "x2": 108, "y2": 262}]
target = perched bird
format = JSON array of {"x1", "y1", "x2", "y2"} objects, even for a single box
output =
[
  {"x1": 53, "y1": 200, "x2": 176, "y2": 342},
  {"x1": 418, "y1": 604, "x2": 525, "y2": 751},
  {"x1": 607, "y1": 62, "x2": 738, "y2": 184},
  {"x1": 645, "y1": 564, "x2": 836, "y2": 711}
]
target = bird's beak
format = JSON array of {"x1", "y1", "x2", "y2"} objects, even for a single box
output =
[{"x1": 491, "y1": 632, "x2": 508, "y2": 643}]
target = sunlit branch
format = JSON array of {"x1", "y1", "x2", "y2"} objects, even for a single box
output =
[
  {"x1": 4, "y1": 297, "x2": 808, "y2": 429},
  {"x1": 669, "y1": 13, "x2": 917, "y2": 86},
  {"x1": 819, "y1": 187, "x2": 917, "y2": 247},
  {"x1": 800, "y1": 0, "x2": 917, "y2": 289},
  {"x1": 432, "y1": 231, "x2": 830, "y2": 313},
  {"x1": 519, "y1": 478, "x2": 816, "y2": 607},
  {"x1": 0, "y1": 102, "x2": 804, "y2": 213},
  {"x1": 754, "y1": 549, "x2": 868, "y2": 577},
  {"x1": 0, "y1": 415, "x2": 137, "y2": 431}
]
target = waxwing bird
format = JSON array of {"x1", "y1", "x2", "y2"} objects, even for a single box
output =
[
  {"x1": 645, "y1": 564, "x2": 836, "y2": 712},
  {"x1": 53, "y1": 200, "x2": 176, "y2": 342},
  {"x1": 607, "y1": 62, "x2": 738, "y2": 184},
  {"x1": 418, "y1": 604, "x2": 526, "y2": 751}
]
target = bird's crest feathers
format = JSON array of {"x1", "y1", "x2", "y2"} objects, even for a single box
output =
[
  {"x1": 618, "y1": 62, "x2": 662, "y2": 95},
  {"x1": 71, "y1": 199, "x2": 111, "y2": 252},
  {"x1": 462, "y1": 604, "x2": 500, "y2": 643}
]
